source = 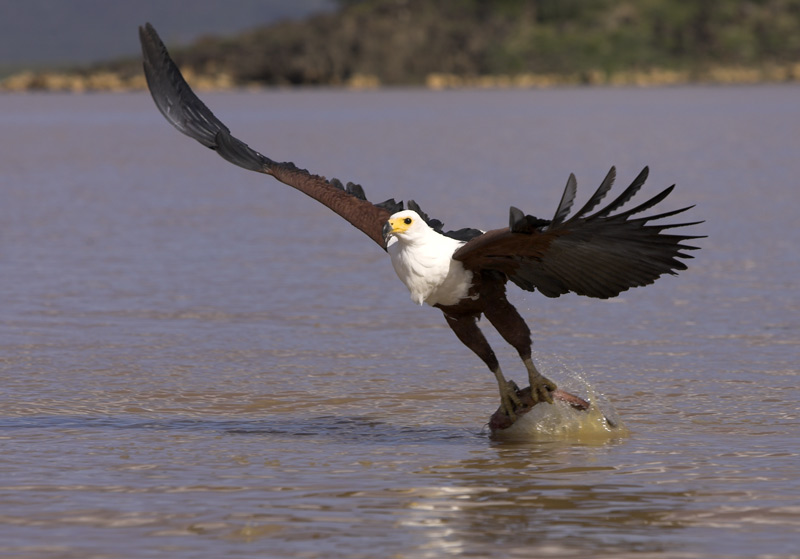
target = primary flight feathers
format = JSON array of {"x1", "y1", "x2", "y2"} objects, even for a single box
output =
[{"x1": 139, "y1": 23, "x2": 700, "y2": 300}]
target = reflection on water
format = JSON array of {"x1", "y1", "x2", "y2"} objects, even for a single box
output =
[
  {"x1": 2, "y1": 87, "x2": 799, "y2": 558},
  {"x1": 0, "y1": 414, "x2": 703, "y2": 557}
]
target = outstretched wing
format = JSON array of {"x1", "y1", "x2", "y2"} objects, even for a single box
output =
[
  {"x1": 453, "y1": 167, "x2": 703, "y2": 299},
  {"x1": 139, "y1": 23, "x2": 398, "y2": 249}
]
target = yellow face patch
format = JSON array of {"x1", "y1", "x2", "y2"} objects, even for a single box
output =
[{"x1": 388, "y1": 215, "x2": 414, "y2": 234}]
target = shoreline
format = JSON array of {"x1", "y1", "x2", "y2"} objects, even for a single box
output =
[{"x1": 3, "y1": 62, "x2": 800, "y2": 93}]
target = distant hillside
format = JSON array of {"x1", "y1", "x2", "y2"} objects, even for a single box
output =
[{"x1": 4, "y1": 0, "x2": 800, "y2": 91}]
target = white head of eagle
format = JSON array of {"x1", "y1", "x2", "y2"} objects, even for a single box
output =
[{"x1": 382, "y1": 210, "x2": 474, "y2": 307}]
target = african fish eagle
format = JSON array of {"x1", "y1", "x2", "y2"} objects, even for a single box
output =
[{"x1": 139, "y1": 23, "x2": 702, "y2": 421}]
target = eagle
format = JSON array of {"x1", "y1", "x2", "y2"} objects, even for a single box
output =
[{"x1": 139, "y1": 23, "x2": 702, "y2": 422}]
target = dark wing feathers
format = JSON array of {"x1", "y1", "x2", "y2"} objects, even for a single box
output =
[
  {"x1": 139, "y1": 23, "x2": 479, "y2": 248},
  {"x1": 587, "y1": 166, "x2": 649, "y2": 220},
  {"x1": 509, "y1": 206, "x2": 526, "y2": 230},
  {"x1": 139, "y1": 27, "x2": 228, "y2": 149},
  {"x1": 212, "y1": 129, "x2": 269, "y2": 172},
  {"x1": 139, "y1": 23, "x2": 393, "y2": 249},
  {"x1": 570, "y1": 166, "x2": 616, "y2": 219},
  {"x1": 602, "y1": 183, "x2": 674, "y2": 221},
  {"x1": 346, "y1": 182, "x2": 367, "y2": 200},
  {"x1": 141, "y1": 22, "x2": 702, "y2": 297},
  {"x1": 509, "y1": 206, "x2": 551, "y2": 234},
  {"x1": 454, "y1": 168, "x2": 703, "y2": 299},
  {"x1": 551, "y1": 173, "x2": 577, "y2": 226},
  {"x1": 374, "y1": 198, "x2": 405, "y2": 214}
]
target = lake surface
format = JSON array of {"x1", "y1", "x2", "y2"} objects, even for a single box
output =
[{"x1": 1, "y1": 85, "x2": 798, "y2": 558}]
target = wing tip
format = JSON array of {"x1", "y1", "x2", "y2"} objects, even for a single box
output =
[{"x1": 551, "y1": 172, "x2": 578, "y2": 226}]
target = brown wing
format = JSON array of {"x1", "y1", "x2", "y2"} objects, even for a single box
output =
[
  {"x1": 453, "y1": 167, "x2": 703, "y2": 299},
  {"x1": 139, "y1": 23, "x2": 396, "y2": 250}
]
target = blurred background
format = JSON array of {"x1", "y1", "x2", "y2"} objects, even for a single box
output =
[{"x1": 2, "y1": 0, "x2": 800, "y2": 90}]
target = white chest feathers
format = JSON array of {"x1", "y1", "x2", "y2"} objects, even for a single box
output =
[{"x1": 385, "y1": 211, "x2": 473, "y2": 307}]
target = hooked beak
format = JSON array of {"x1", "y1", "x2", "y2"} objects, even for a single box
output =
[{"x1": 382, "y1": 220, "x2": 394, "y2": 244}]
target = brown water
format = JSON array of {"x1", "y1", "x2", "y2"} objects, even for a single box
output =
[{"x1": 1, "y1": 86, "x2": 798, "y2": 558}]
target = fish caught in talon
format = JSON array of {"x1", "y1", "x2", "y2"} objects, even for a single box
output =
[{"x1": 489, "y1": 383, "x2": 595, "y2": 432}]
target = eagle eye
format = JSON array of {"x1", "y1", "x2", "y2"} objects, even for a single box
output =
[{"x1": 403, "y1": 217, "x2": 412, "y2": 225}]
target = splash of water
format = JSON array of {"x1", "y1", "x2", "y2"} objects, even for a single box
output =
[{"x1": 489, "y1": 365, "x2": 628, "y2": 443}]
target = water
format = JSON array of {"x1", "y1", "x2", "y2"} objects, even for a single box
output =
[{"x1": 1, "y1": 85, "x2": 798, "y2": 558}]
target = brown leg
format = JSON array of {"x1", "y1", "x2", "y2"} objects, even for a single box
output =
[
  {"x1": 481, "y1": 290, "x2": 557, "y2": 404},
  {"x1": 442, "y1": 311, "x2": 522, "y2": 418}
]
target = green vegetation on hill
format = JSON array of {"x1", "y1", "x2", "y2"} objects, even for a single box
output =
[
  {"x1": 4, "y1": 0, "x2": 800, "y2": 91},
  {"x1": 171, "y1": 0, "x2": 800, "y2": 85}
]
